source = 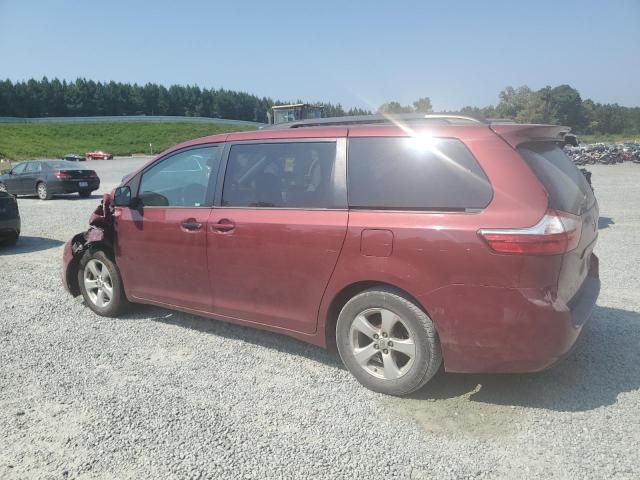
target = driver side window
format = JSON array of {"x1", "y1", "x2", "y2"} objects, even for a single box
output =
[
  {"x1": 139, "y1": 146, "x2": 221, "y2": 207},
  {"x1": 12, "y1": 163, "x2": 27, "y2": 175}
]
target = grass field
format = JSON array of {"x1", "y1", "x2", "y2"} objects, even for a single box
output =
[
  {"x1": 577, "y1": 133, "x2": 640, "y2": 144},
  {"x1": 0, "y1": 122, "x2": 255, "y2": 160}
]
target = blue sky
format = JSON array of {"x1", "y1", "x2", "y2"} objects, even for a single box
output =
[{"x1": 1, "y1": 0, "x2": 638, "y2": 111}]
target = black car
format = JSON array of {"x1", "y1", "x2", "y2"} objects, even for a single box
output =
[
  {"x1": 0, "y1": 160, "x2": 100, "y2": 200},
  {"x1": 0, "y1": 191, "x2": 20, "y2": 244},
  {"x1": 63, "y1": 154, "x2": 86, "y2": 162}
]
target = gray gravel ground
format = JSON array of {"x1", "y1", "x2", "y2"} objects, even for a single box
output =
[{"x1": 1, "y1": 158, "x2": 639, "y2": 479}]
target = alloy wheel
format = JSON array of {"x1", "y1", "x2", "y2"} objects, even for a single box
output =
[
  {"x1": 349, "y1": 307, "x2": 416, "y2": 380},
  {"x1": 84, "y1": 259, "x2": 114, "y2": 308}
]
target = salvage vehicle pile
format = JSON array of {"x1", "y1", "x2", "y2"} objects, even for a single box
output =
[{"x1": 564, "y1": 143, "x2": 640, "y2": 165}]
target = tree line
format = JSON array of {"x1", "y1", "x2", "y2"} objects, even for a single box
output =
[
  {"x1": 0, "y1": 77, "x2": 370, "y2": 123},
  {"x1": 461, "y1": 85, "x2": 640, "y2": 135},
  {"x1": 377, "y1": 86, "x2": 640, "y2": 135},
  {"x1": 0, "y1": 78, "x2": 638, "y2": 135}
]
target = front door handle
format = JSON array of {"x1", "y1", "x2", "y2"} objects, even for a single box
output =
[
  {"x1": 181, "y1": 219, "x2": 203, "y2": 231},
  {"x1": 210, "y1": 219, "x2": 236, "y2": 232}
]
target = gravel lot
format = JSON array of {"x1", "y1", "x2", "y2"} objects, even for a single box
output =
[{"x1": 1, "y1": 158, "x2": 639, "y2": 479}]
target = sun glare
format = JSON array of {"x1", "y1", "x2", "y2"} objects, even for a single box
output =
[{"x1": 405, "y1": 135, "x2": 440, "y2": 152}]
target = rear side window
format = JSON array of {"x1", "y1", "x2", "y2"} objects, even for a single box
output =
[
  {"x1": 518, "y1": 143, "x2": 594, "y2": 215},
  {"x1": 25, "y1": 162, "x2": 42, "y2": 173},
  {"x1": 347, "y1": 137, "x2": 492, "y2": 210},
  {"x1": 221, "y1": 142, "x2": 336, "y2": 208}
]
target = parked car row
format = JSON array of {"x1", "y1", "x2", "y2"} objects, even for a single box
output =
[
  {"x1": 61, "y1": 151, "x2": 114, "y2": 162},
  {"x1": 0, "y1": 160, "x2": 101, "y2": 200},
  {"x1": 564, "y1": 143, "x2": 640, "y2": 165}
]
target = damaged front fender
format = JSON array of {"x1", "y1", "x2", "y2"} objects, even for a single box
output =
[{"x1": 61, "y1": 193, "x2": 115, "y2": 296}]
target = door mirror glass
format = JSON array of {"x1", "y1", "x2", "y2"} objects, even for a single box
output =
[{"x1": 113, "y1": 186, "x2": 132, "y2": 207}]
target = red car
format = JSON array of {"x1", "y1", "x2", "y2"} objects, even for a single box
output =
[
  {"x1": 62, "y1": 114, "x2": 600, "y2": 395},
  {"x1": 86, "y1": 150, "x2": 113, "y2": 160}
]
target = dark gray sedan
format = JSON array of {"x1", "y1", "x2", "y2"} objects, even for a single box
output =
[{"x1": 0, "y1": 160, "x2": 100, "y2": 200}]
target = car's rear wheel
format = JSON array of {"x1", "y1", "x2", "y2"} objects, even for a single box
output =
[
  {"x1": 78, "y1": 249, "x2": 128, "y2": 317},
  {"x1": 336, "y1": 287, "x2": 442, "y2": 396},
  {"x1": 78, "y1": 190, "x2": 92, "y2": 198},
  {"x1": 36, "y1": 182, "x2": 52, "y2": 200}
]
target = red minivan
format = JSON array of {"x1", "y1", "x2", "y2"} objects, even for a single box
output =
[{"x1": 62, "y1": 114, "x2": 600, "y2": 395}]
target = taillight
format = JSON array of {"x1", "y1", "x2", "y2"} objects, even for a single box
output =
[
  {"x1": 479, "y1": 209, "x2": 582, "y2": 255},
  {"x1": 88, "y1": 170, "x2": 98, "y2": 177},
  {"x1": 54, "y1": 171, "x2": 72, "y2": 180}
]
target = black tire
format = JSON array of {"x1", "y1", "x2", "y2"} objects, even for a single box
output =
[
  {"x1": 36, "y1": 182, "x2": 52, "y2": 200},
  {"x1": 77, "y1": 249, "x2": 129, "y2": 317},
  {"x1": 336, "y1": 287, "x2": 442, "y2": 396},
  {"x1": 78, "y1": 190, "x2": 92, "y2": 198}
]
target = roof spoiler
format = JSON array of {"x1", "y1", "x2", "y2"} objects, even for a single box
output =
[{"x1": 490, "y1": 124, "x2": 571, "y2": 148}]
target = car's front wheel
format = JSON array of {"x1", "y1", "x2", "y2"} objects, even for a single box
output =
[
  {"x1": 336, "y1": 287, "x2": 442, "y2": 396},
  {"x1": 78, "y1": 249, "x2": 129, "y2": 317}
]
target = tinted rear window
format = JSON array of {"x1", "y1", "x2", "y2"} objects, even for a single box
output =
[
  {"x1": 347, "y1": 137, "x2": 492, "y2": 210},
  {"x1": 518, "y1": 143, "x2": 594, "y2": 215}
]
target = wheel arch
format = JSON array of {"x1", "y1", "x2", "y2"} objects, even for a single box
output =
[
  {"x1": 67, "y1": 240, "x2": 116, "y2": 297},
  {"x1": 324, "y1": 280, "x2": 434, "y2": 353}
]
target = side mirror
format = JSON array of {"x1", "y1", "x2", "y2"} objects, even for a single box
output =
[{"x1": 113, "y1": 185, "x2": 133, "y2": 207}]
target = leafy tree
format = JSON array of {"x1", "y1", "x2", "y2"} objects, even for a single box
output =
[
  {"x1": 549, "y1": 85, "x2": 586, "y2": 131},
  {"x1": 378, "y1": 101, "x2": 414, "y2": 114},
  {"x1": 412, "y1": 97, "x2": 433, "y2": 113},
  {"x1": 496, "y1": 86, "x2": 536, "y2": 119}
]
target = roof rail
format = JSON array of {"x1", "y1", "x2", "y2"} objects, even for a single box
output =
[{"x1": 263, "y1": 113, "x2": 484, "y2": 129}]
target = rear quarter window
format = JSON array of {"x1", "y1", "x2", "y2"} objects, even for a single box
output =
[
  {"x1": 518, "y1": 143, "x2": 594, "y2": 215},
  {"x1": 347, "y1": 137, "x2": 492, "y2": 210}
]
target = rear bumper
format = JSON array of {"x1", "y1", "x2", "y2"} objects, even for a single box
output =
[
  {"x1": 49, "y1": 179, "x2": 100, "y2": 194},
  {"x1": 420, "y1": 253, "x2": 600, "y2": 373}
]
